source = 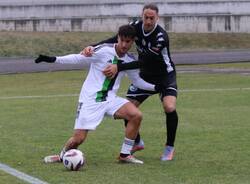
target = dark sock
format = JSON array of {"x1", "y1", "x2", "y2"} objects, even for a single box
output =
[
  {"x1": 120, "y1": 153, "x2": 130, "y2": 158},
  {"x1": 35, "y1": 54, "x2": 56, "y2": 63},
  {"x1": 165, "y1": 110, "x2": 178, "y2": 146},
  {"x1": 124, "y1": 119, "x2": 141, "y2": 144},
  {"x1": 135, "y1": 133, "x2": 141, "y2": 144}
]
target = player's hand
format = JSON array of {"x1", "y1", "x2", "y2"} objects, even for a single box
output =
[
  {"x1": 34, "y1": 56, "x2": 42, "y2": 63},
  {"x1": 34, "y1": 55, "x2": 56, "y2": 63},
  {"x1": 80, "y1": 46, "x2": 94, "y2": 57},
  {"x1": 103, "y1": 64, "x2": 118, "y2": 79}
]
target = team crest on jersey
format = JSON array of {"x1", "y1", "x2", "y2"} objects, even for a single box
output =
[
  {"x1": 129, "y1": 85, "x2": 138, "y2": 92},
  {"x1": 148, "y1": 42, "x2": 151, "y2": 47},
  {"x1": 142, "y1": 39, "x2": 146, "y2": 46}
]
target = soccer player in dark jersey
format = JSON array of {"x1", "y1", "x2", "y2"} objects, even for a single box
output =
[{"x1": 82, "y1": 3, "x2": 178, "y2": 161}]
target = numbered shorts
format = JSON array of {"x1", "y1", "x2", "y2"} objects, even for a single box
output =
[{"x1": 74, "y1": 97, "x2": 129, "y2": 130}]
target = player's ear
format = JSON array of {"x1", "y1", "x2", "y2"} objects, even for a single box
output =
[
  {"x1": 117, "y1": 35, "x2": 121, "y2": 42},
  {"x1": 156, "y1": 14, "x2": 159, "y2": 21}
]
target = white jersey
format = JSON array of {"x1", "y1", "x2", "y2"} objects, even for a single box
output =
[{"x1": 55, "y1": 44, "x2": 155, "y2": 103}]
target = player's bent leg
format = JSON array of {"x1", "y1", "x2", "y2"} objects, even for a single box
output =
[
  {"x1": 114, "y1": 102, "x2": 142, "y2": 139},
  {"x1": 44, "y1": 130, "x2": 88, "y2": 163},
  {"x1": 125, "y1": 97, "x2": 143, "y2": 144},
  {"x1": 124, "y1": 117, "x2": 145, "y2": 154},
  {"x1": 64, "y1": 130, "x2": 88, "y2": 150},
  {"x1": 124, "y1": 98, "x2": 145, "y2": 154},
  {"x1": 124, "y1": 85, "x2": 155, "y2": 154},
  {"x1": 114, "y1": 102, "x2": 143, "y2": 164},
  {"x1": 60, "y1": 129, "x2": 88, "y2": 158}
]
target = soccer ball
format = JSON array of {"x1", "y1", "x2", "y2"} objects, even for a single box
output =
[{"x1": 63, "y1": 149, "x2": 85, "y2": 171}]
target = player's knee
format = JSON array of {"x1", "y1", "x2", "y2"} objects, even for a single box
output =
[
  {"x1": 164, "y1": 104, "x2": 176, "y2": 113},
  {"x1": 163, "y1": 96, "x2": 177, "y2": 113},
  {"x1": 130, "y1": 110, "x2": 142, "y2": 124},
  {"x1": 135, "y1": 110, "x2": 142, "y2": 122}
]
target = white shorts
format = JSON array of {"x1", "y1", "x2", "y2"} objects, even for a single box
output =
[{"x1": 74, "y1": 96, "x2": 129, "y2": 130}]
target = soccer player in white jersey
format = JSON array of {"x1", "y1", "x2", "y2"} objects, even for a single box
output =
[
  {"x1": 35, "y1": 25, "x2": 162, "y2": 164},
  {"x1": 82, "y1": 3, "x2": 178, "y2": 161}
]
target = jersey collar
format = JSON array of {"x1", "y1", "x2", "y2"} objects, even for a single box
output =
[{"x1": 142, "y1": 23, "x2": 157, "y2": 37}]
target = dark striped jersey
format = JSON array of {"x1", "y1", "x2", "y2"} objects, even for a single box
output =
[
  {"x1": 94, "y1": 20, "x2": 176, "y2": 78},
  {"x1": 130, "y1": 20, "x2": 175, "y2": 77}
]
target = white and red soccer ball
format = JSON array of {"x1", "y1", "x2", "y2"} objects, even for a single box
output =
[{"x1": 62, "y1": 149, "x2": 85, "y2": 171}]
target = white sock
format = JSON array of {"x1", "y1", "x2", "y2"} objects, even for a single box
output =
[
  {"x1": 60, "y1": 147, "x2": 66, "y2": 159},
  {"x1": 120, "y1": 137, "x2": 135, "y2": 155}
]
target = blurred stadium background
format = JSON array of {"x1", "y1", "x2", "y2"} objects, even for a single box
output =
[{"x1": 0, "y1": 0, "x2": 250, "y2": 32}]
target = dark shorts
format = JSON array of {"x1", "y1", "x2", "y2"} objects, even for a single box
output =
[{"x1": 126, "y1": 71, "x2": 178, "y2": 103}]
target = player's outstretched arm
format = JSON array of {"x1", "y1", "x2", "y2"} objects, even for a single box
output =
[
  {"x1": 35, "y1": 55, "x2": 56, "y2": 63},
  {"x1": 35, "y1": 54, "x2": 92, "y2": 67}
]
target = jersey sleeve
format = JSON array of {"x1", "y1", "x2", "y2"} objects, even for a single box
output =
[
  {"x1": 55, "y1": 53, "x2": 98, "y2": 66},
  {"x1": 117, "y1": 60, "x2": 141, "y2": 71},
  {"x1": 156, "y1": 32, "x2": 169, "y2": 52},
  {"x1": 125, "y1": 69, "x2": 155, "y2": 91}
]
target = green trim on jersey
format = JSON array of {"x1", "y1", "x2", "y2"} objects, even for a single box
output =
[{"x1": 96, "y1": 56, "x2": 118, "y2": 102}]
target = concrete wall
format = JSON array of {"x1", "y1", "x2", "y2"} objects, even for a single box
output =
[{"x1": 0, "y1": 0, "x2": 250, "y2": 33}]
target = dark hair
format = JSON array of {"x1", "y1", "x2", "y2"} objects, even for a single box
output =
[
  {"x1": 143, "y1": 3, "x2": 159, "y2": 14},
  {"x1": 118, "y1": 25, "x2": 136, "y2": 39}
]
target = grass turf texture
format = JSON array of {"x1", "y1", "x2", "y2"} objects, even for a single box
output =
[
  {"x1": 0, "y1": 66, "x2": 250, "y2": 184},
  {"x1": 1, "y1": 32, "x2": 250, "y2": 57}
]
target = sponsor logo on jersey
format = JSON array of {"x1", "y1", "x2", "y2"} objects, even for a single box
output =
[{"x1": 129, "y1": 85, "x2": 138, "y2": 92}]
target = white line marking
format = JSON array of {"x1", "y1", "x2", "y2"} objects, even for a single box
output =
[
  {"x1": 0, "y1": 87, "x2": 249, "y2": 100},
  {"x1": 0, "y1": 162, "x2": 49, "y2": 184}
]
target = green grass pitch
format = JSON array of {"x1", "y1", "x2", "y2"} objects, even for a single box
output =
[{"x1": 0, "y1": 67, "x2": 250, "y2": 184}]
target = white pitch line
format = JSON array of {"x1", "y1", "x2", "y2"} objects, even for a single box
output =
[
  {"x1": 0, "y1": 87, "x2": 249, "y2": 100},
  {"x1": 0, "y1": 162, "x2": 49, "y2": 184}
]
